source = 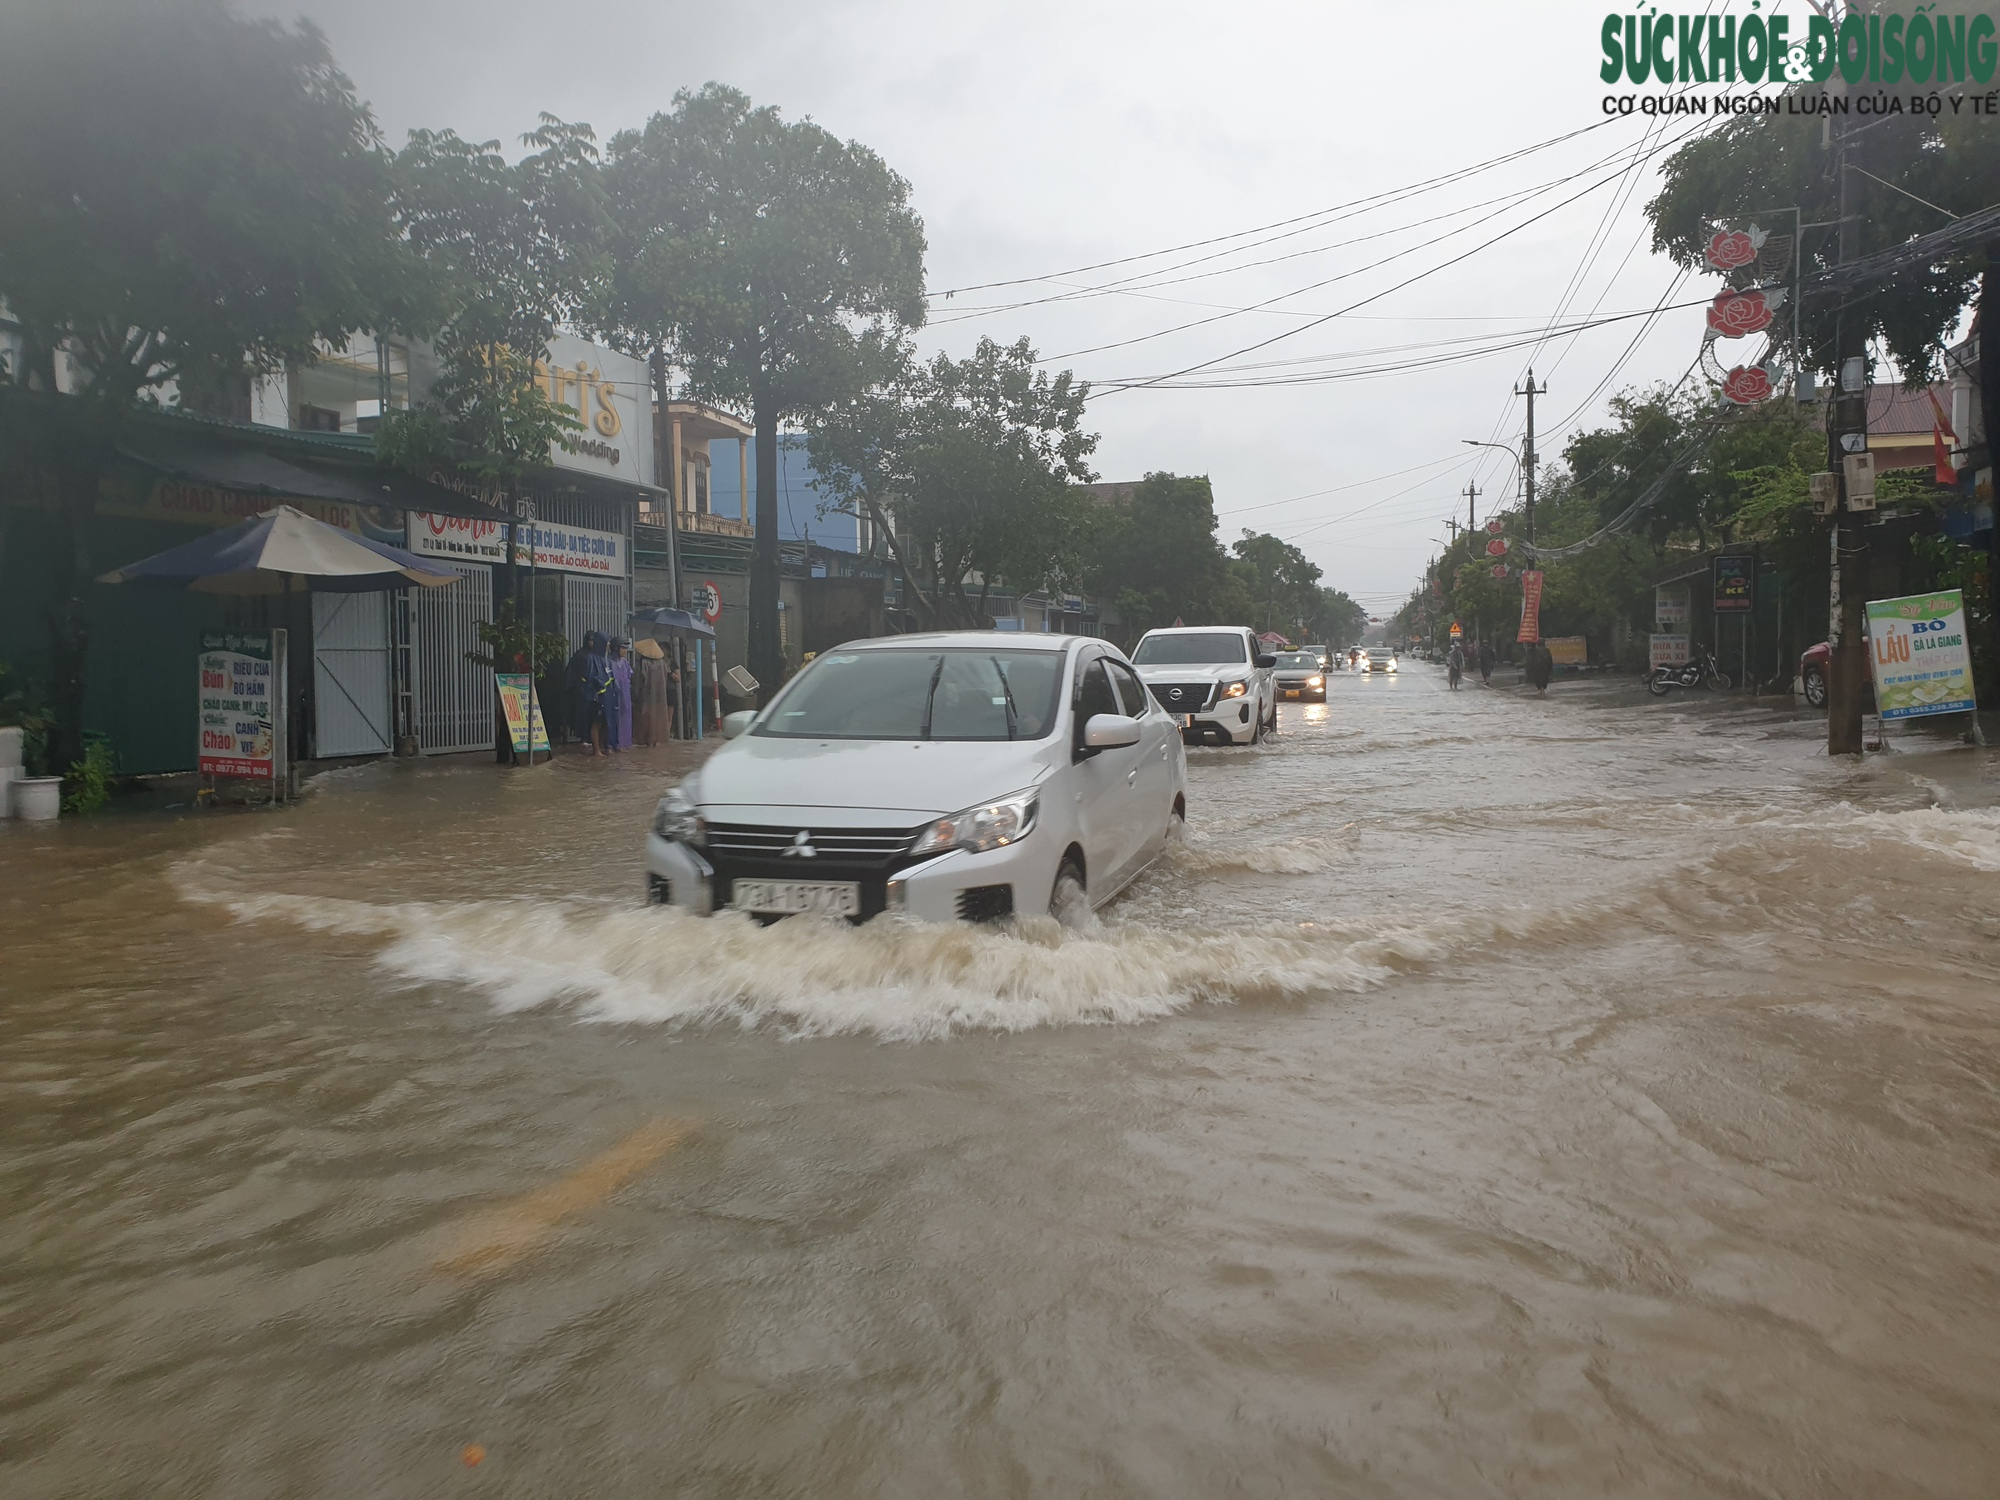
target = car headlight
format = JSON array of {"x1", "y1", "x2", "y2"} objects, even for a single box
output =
[
  {"x1": 1307, "y1": 675, "x2": 1323, "y2": 687},
  {"x1": 652, "y1": 787, "x2": 705, "y2": 843},
  {"x1": 1387, "y1": 659, "x2": 1398, "y2": 672},
  {"x1": 909, "y1": 788, "x2": 1039, "y2": 858},
  {"x1": 1220, "y1": 679, "x2": 1249, "y2": 699}
]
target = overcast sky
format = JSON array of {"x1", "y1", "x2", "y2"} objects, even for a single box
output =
[{"x1": 262, "y1": 0, "x2": 1743, "y2": 614}]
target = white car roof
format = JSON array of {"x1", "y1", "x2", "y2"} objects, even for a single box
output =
[
  {"x1": 832, "y1": 631, "x2": 1078, "y2": 653},
  {"x1": 1136, "y1": 626, "x2": 1251, "y2": 637}
]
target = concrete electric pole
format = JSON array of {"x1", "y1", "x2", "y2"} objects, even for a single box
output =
[
  {"x1": 1464, "y1": 480, "x2": 1480, "y2": 534},
  {"x1": 1826, "y1": 119, "x2": 1870, "y2": 757},
  {"x1": 1516, "y1": 370, "x2": 1547, "y2": 546}
]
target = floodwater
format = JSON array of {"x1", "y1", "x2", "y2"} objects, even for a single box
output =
[{"x1": 5, "y1": 667, "x2": 2000, "y2": 1498}]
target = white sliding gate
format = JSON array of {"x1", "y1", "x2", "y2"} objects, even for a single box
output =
[
  {"x1": 311, "y1": 592, "x2": 393, "y2": 757},
  {"x1": 413, "y1": 563, "x2": 495, "y2": 754}
]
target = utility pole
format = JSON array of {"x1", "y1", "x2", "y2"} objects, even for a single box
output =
[
  {"x1": 1516, "y1": 369, "x2": 1547, "y2": 545},
  {"x1": 1464, "y1": 480, "x2": 1479, "y2": 534},
  {"x1": 1827, "y1": 116, "x2": 1869, "y2": 757}
]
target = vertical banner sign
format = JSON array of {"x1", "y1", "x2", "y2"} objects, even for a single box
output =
[
  {"x1": 1865, "y1": 590, "x2": 1976, "y2": 720},
  {"x1": 1654, "y1": 584, "x2": 1690, "y2": 631},
  {"x1": 1713, "y1": 554, "x2": 1754, "y2": 613},
  {"x1": 198, "y1": 631, "x2": 279, "y2": 779},
  {"x1": 494, "y1": 674, "x2": 551, "y2": 754},
  {"x1": 1516, "y1": 570, "x2": 1544, "y2": 644}
]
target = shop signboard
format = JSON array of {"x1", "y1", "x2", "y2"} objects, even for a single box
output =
[
  {"x1": 198, "y1": 630, "x2": 284, "y2": 781},
  {"x1": 1546, "y1": 636, "x2": 1588, "y2": 667},
  {"x1": 1651, "y1": 633, "x2": 1690, "y2": 668},
  {"x1": 495, "y1": 674, "x2": 551, "y2": 754},
  {"x1": 1713, "y1": 554, "x2": 1754, "y2": 614},
  {"x1": 104, "y1": 477, "x2": 405, "y2": 543},
  {"x1": 406, "y1": 513, "x2": 627, "y2": 577},
  {"x1": 540, "y1": 334, "x2": 655, "y2": 490},
  {"x1": 1654, "y1": 584, "x2": 1689, "y2": 630},
  {"x1": 1865, "y1": 589, "x2": 1977, "y2": 720},
  {"x1": 1516, "y1": 570, "x2": 1544, "y2": 643}
]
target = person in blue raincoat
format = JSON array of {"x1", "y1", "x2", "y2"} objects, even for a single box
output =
[{"x1": 573, "y1": 631, "x2": 620, "y2": 754}]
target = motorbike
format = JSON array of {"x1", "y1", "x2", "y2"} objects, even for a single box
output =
[{"x1": 1647, "y1": 648, "x2": 1731, "y2": 696}]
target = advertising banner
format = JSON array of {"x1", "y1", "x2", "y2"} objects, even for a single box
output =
[
  {"x1": 198, "y1": 630, "x2": 282, "y2": 780},
  {"x1": 1713, "y1": 554, "x2": 1754, "y2": 613},
  {"x1": 1546, "y1": 636, "x2": 1588, "y2": 667},
  {"x1": 1651, "y1": 633, "x2": 1691, "y2": 669},
  {"x1": 1865, "y1": 590, "x2": 1977, "y2": 720},
  {"x1": 1516, "y1": 570, "x2": 1544, "y2": 643},
  {"x1": 495, "y1": 674, "x2": 551, "y2": 754},
  {"x1": 1654, "y1": 585, "x2": 1689, "y2": 630},
  {"x1": 407, "y1": 513, "x2": 628, "y2": 577}
]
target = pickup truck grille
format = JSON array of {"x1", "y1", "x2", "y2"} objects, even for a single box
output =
[{"x1": 1147, "y1": 682, "x2": 1214, "y2": 712}]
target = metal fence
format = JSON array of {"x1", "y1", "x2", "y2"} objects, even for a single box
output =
[{"x1": 413, "y1": 563, "x2": 494, "y2": 754}]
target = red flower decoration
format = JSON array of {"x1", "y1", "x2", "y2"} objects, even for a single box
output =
[
  {"x1": 1704, "y1": 228, "x2": 1760, "y2": 271},
  {"x1": 1720, "y1": 365, "x2": 1774, "y2": 405},
  {"x1": 1485, "y1": 537, "x2": 1508, "y2": 557},
  {"x1": 1490, "y1": 564, "x2": 1508, "y2": 578},
  {"x1": 1706, "y1": 288, "x2": 1773, "y2": 340}
]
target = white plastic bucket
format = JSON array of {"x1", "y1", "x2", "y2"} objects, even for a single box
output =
[{"x1": 11, "y1": 775, "x2": 62, "y2": 822}]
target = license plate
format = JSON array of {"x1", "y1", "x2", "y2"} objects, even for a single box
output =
[
  {"x1": 1283, "y1": 689, "x2": 1301, "y2": 698},
  {"x1": 731, "y1": 880, "x2": 861, "y2": 917}
]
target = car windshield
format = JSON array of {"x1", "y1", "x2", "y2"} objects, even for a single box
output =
[
  {"x1": 1369, "y1": 649, "x2": 1391, "y2": 658},
  {"x1": 1274, "y1": 653, "x2": 1319, "y2": 669},
  {"x1": 756, "y1": 648, "x2": 1065, "y2": 740},
  {"x1": 1132, "y1": 632, "x2": 1247, "y2": 666}
]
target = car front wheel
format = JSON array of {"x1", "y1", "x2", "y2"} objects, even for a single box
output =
[
  {"x1": 1049, "y1": 859, "x2": 1089, "y2": 929},
  {"x1": 1802, "y1": 664, "x2": 1828, "y2": 708}
]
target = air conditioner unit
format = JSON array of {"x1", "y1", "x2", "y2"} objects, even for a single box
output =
[
  {"x1": 1842, "y1": 451, "x2": 1877, "y2": 511},
  {"x1": 1809, "y1": 471, "x2": 1838, "y2": 516},
  {"x1": 725, "y1": 665, "x2": 759, "y2": 697}
]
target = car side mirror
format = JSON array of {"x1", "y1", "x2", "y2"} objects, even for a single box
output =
[
  {"x1": 1082, "y1": 713, "x2": 1141, "y2": 750},
  {"x1": 721, "y1": 710, "x2": 757, "y2": 739},
  {"x1": 1254, "y1": 654, "x2": 1276, "y2": 669}
]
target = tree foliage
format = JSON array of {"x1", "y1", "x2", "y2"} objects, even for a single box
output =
[
  {"x1": 602, "y1": 84, "x2": 927, "y2": 690},
  {"x1": 807, "y1": 337, "x2": 1096, "y2": 627},
  {"x1": 1648, "y1": 67, "x2": 2000, "y2": 385}
]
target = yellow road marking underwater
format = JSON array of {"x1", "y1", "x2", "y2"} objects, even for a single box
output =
[{"x1": 434, "y1": 1118, "x2": 696, "y2": 1274}]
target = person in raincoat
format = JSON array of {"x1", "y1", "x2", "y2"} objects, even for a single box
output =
[
  {"x1": 1524, "y1": 638, "x2": 1554, "y2": 697},
  {"x1": 573, "y1": 631, "x2": 619, "y2": 754},
  {"x1": 1447, "y1": 643, "x2": 1465, "y2": 689},
  {"x1": 609, "y1": 638, "x2": 634, "y2": 751},
  {"x1": 1477, "y1": 638, "x2": 1495, "y2": 686}
]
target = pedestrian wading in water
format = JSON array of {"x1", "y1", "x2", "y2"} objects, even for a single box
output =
[{"x1": 1524, "y1": 639, "x2": 1554, "y2": 697}]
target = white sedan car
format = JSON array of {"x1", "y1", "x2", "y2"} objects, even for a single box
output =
[{"x1": 645, "y1": 632, "x2": 1187, "y2": 925}]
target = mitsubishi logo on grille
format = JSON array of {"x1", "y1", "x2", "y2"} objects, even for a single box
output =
[{"x1": 780, "y1": 829, "x2": 817, "y2": 858}]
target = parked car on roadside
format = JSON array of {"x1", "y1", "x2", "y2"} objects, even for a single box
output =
[
  {"x1": 645, "y1": 632, "x2": 1186, "y2": 927},
  {"x1": 1799, "y1": 632, "x2": 1875, "y2": 710},
  {"x1": 1270, "y1": 650, "x2": 1327, "y2": 702},
  {"x1": 1129, "y1": 626, "x2": 1277, "y2": 745}
]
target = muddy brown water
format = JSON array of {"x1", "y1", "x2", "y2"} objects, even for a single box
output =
[{"x1": 4, "y1": 668, "x2": 2000, "y2": 1497}]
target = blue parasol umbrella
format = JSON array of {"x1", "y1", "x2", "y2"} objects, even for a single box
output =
[{"x1": 98, "y1": 504, "x2": 459, "y2": 594}]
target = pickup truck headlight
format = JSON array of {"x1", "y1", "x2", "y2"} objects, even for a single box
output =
[
  {"x1": 1219, "y1": 679, "x2": 1249, "y2": 699},
  {"x1": 909, "y1": 788, "x2": 1039, "y2": 857},
  {"x1": 652, "y1": 787, "x2": 705, "y2": 843}
]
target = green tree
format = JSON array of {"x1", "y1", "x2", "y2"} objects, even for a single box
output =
[
  {"x1": 1647, "y1": 51, "x2": 2000, "y2": 384},
  {"x1": 1085, "y1": 473, "x2": 1237, "y2": 642},
  {"x1": 602, "y1": 84, "x2": 926, "y2": 695},
  {"x1": 1310, "y1": 587, "x2": 1367, "y2": 647},
  {"x1": 1229, "y1": 531, "x2": 1324, "y2": 642},
  {"x1": 0, "y1": 0, "x2": 410, "y2": 764},
  {"x1": 381, "y1": 118, "x2": 607, "y2": 595},
  {"x1": 807, "y1": 337, "x2": 1096, "y2": 627}
]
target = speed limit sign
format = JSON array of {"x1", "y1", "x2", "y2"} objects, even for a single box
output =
[{"x1": 692, "y1": 580, "x2": 723, "y2": 622}]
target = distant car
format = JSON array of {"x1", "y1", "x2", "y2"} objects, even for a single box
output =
[
  {"x1": 1271, "y1": 650, "x2": 1327, "y2": 702},
  {"x1": 1365, "y1": 647, "x2": 1398, "y2": 673},
  {"x1": 1130, "y1": 626, "x2": 1277, "y2": 745}
]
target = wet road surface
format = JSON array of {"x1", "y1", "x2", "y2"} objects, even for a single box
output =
[{"x1": 5, "y1": 665, "x2": 2000, "y2": 1497}]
